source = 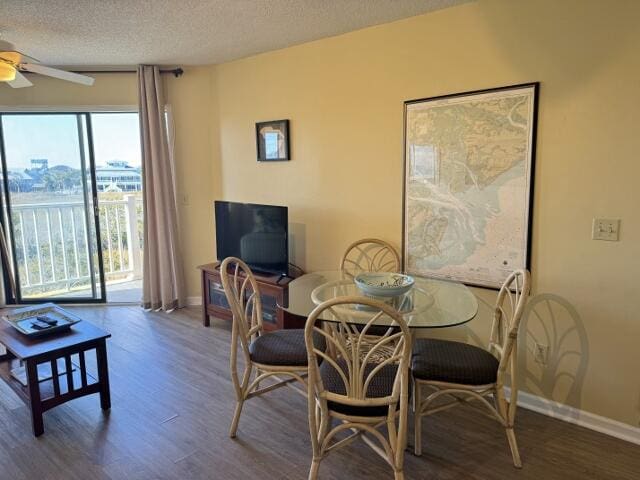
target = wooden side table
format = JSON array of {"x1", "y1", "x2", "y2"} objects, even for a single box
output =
[
  {"x1": 0, "y1": 319, "x2": 111, "y2": 436},
  {"x1": 198, "y1": 262, "x2": 305, "y2": 331}
]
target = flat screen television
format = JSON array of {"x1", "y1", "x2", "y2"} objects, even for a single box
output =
[{"x1": 214, "y1": 201, "x2": 288, "y2": 275}]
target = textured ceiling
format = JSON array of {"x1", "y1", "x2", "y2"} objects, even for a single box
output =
[{"x1": 0, "y1": 0, "x2": 469, "y2": 67}]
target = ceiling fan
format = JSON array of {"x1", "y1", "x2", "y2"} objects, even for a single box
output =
[{"x1": 0, "y1": 39, "x2": 94, "y2": 88}]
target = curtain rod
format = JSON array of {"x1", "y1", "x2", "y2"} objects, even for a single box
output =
[
  {"x1": 78, "y1": 67, "x2": 184, "y2": 77},
  {"x1": 23, "y1": 67, "x2": 184, "y2": 78}
]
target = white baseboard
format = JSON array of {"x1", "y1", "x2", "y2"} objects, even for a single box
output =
[
  {"x1": 505, "y1": 387, "x2": 640, "y2": 446},
  {"x1": 186, "y1": 296, "x2": 202, "y2": 306}
]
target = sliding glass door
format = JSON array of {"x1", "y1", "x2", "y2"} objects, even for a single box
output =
[
  {"x1": 0, "y1": 113, "x2": 105, "y2": 302},
  {"x1": 90, "y1": 113, "x2": 143, "y2": 303}
]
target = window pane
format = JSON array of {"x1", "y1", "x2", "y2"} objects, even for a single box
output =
[
  {"x1": 0, "y1": 114, "x2": 101, "y2": 299},
  {"x1": 91, "y1": 113, "x2": 143, "y2": 303}
]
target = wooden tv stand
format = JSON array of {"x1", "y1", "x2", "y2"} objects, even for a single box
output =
[{"x1": 198, "y1": 262, "x2": 304, "y2": 331}]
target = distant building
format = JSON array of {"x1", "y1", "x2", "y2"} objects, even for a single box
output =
[
  {"x1": 96, "y1": 160, "x2": 142, "y2": 192},
  {"x1": 2, "y1": 169, "x2": 36, "y2": 192},
  {"x1": 30, "y1": 158, "x2": 49, "y2": 170},
  {"x1": 24, "y1": 158, "x2": 49, "y2": 191}
]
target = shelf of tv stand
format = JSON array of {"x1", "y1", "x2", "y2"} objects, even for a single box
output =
[{"x1": 197, "y1": 262, "x2": 305, "y2": 331}]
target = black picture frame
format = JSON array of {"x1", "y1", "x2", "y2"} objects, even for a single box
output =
[
  {"x1": 256, "y1": 119, "x2": 290, "y2": 161},
  {"x1": 401, "y1": 82, "x2": 539, "y2": 290}
]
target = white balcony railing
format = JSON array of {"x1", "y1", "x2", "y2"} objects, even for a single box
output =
[{"x1": 10, "y1": 195, "x2": 143, "y2": 297}]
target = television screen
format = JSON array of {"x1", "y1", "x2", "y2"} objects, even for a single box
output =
[{"x1": 214, "y1": 201, "x2": 288, "y2": 275}]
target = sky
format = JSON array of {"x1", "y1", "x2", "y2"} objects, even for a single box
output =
[{"x1": 1, "y1": 113, "x2": 141, "y2": 171}]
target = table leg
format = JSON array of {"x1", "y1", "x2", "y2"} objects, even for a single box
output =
[
  {"x1": 96, "y1": 341, "x2": 111, "y2": 410},
  {"x1": 202, "y1": 271, "x2": 210, "y2": 327},
  {"x1": 25, "y1": 360, "x2": 44, "y2": 436}
]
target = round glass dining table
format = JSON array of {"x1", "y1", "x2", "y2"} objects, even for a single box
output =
[{"x1": 279, "y1": 271, "x2": 478, "y2": 330}]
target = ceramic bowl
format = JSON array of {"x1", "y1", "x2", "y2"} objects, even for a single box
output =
[{"x1": 354, "y1": 272, "x2": 415, "y2": 298}]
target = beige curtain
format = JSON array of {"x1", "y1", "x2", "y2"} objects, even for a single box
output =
[{"x1": 137, "y1": 65, "x2": 185, "y2": 311}]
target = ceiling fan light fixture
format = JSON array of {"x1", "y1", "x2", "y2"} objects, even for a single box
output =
[{"x1": 0, "y1": 62, "x2": 16, "y2": 81}]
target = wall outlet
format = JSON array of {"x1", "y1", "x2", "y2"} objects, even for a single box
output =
[
  {"x1": 592, "y1": 218, "x2": 620, "y2": 241},
  {"x1": 534, "y1": 343, "x2": 549, "y2": 365}
]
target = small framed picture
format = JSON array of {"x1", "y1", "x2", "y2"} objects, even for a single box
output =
[{"x1": 256, "y1": 119, "x2": 290, "y2": 161}]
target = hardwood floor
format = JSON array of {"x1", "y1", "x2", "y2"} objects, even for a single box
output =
[{"x1": 0, "y1": 306, "x2": 638, "y2": 479}]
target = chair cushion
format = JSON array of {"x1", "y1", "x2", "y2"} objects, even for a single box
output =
[
  {"x1": 249, "y1": 329, "x2": 323, "y2": 366},
  {"x1": 320, "y1": 358, "x2": 398, "y2": 417},
  {"x1": 411, "y1": 338, "x2": 499, "y2": 386}
]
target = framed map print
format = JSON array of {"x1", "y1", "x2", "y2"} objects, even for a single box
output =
[{"x1": 402, "y1": 83, "x2": 539, "y2": 289}]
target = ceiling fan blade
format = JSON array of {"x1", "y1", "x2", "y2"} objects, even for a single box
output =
[
  {"x1": 21, "y1": 63, "x2": 95, "y2": 86},
  {"x1": 0, "y1": 47, "x2": 38, "y2": 64},
  {"x1": 7, "y1": 70, "x2": 33, "y2": 88},
  {"x1": 14, "y1": 50, "x2": 39, "y2": 63}
]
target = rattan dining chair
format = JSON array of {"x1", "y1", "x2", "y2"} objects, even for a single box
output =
[
  {"x1": 304, "y1": 296, "x2": 412, "y2": 480},
  {"x1": 220, "y1": 256, "x2": 322, "y2": 438},
  {"x1": 412, "y1": 269, "x2": 530, "y2": 467},
  {"x1": 340, "y1": 238, "x2": 401, "y2": 337},
  {"x1": 339, "y1": 238, "x2": 400, "y2": 277}
]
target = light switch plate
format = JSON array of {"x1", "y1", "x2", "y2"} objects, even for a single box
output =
[{"x1": 592, "y1": 218, "x2": 620, "y2": 241}]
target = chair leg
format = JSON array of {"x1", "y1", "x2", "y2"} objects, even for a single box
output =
[
  {"x1": 308, "y1": 459, "x2": 321, "y2": 480},
  {"x1": 413, "y1": 382, "x2": 423, "y2": 456},
  {"x1": 505, "y1": 427, "x2": 522, "y2": 468},
  {"x1": 253, "y1": 369, "x2": 262, "y2": 392},
  {"x1": 387, "y1": 418, "x2": 397, "y2": 451},
  {"x1": 495, "y1": 387, "x2": 522, "y2": 468},
  {"x1": 492, "y1": 392, "x2": 500, "y2": 411},
  {"x1": 229, "y1": 399, "x2": 245, "y2": 438},
  {"x1": 393, "y1": 424, "x2": 407, "y2": 480}
]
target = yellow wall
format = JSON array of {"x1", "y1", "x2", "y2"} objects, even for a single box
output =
[
  {"x1": 164, "y1": 68, "x2": 218, "y2": 296},
  {"x1": 211, "y1": 0, "x2": 640, "y2": 427},
  {"x1": 0, "y1": 68, "x2": 216, "y2": 297}
]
